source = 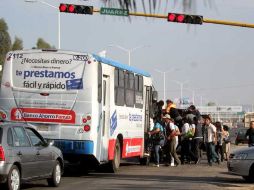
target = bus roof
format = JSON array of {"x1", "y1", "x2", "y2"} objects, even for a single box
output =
[{"x1": 93, "y1": 54, "x2": 151, "y2": 77}]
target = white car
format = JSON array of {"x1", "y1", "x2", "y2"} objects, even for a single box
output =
[{"x1": 228, "y1": 146, "x2": 254, "y2": 182}]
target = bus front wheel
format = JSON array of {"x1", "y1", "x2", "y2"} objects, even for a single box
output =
[{"x1": 108, "y1": 139, "x2": 121, "y2": 173}]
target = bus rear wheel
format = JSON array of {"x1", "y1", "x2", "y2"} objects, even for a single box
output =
[{"x1": 108, "y1": 139, "x2": 121, "y2": 173}]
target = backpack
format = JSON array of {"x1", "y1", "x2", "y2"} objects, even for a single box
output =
[{"x1": 152, "y1": 122, "x2": 165, "y2": 142}]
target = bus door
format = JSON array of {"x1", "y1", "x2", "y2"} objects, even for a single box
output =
[
  {"x1": 145, "y1": 86, "x2": 152, "y2": 132},
  {"x1": 143, "y1": 86, "x2": 152, "y2": 155},
  {"x1": 99, "y1": 75, "x2": 110, "y2": 162}
]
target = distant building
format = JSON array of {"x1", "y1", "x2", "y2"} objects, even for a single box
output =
[
  {"x1": 197, "y1": 106, "x2": 244, "y2": 127},
  {"x1": 244, "y1": 112, "x2": 254, "y2": 128}
]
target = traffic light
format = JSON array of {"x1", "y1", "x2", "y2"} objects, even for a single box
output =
[
  {"x1": 167, "y1": 13, "x2": 203, "y2": 25},
  {"x1": 59, "y1": 3, "x2": 93, "y2": 15}
]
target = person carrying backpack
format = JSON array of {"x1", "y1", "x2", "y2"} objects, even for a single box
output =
[
  {"x1": 163, "y1": 114, "x2": 181, "y2": 166},
  {"x1": 148, "y1": 117, "x2": 165, "y2": 167}
]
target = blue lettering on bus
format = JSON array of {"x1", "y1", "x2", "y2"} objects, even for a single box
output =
[
  {"x1": 66, "y1": 78, "x2": 83, "y2": 90},
  {"x1": 129, "y1": 114, "x2": 142, "y2": 121},
  {"x1": 23, "y1": 70, "x2": 75, "y2": 79},
  {"x1": 110, "y1": 110, "x2": 117, "y2": 136}
]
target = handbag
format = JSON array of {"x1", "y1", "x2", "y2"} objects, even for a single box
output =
[{"x1": 152, "y1": 131, "x2": 165, "y2": 142}]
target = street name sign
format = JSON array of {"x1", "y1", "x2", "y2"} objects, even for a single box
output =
[{"x1": 100, "y1": 7, "x2": 129, "y2": 16}]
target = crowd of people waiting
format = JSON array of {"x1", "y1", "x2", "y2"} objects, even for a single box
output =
[{"x1": 147, "y1": 99, "x2": 231, "y2": 167}]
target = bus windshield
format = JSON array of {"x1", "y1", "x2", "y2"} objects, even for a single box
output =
[{"x1": 11, "y1": 51, "x2": 88, "y2": 92}]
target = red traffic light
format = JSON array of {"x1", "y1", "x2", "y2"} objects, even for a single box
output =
[
  {"x1": 59, "y1": 4, "x2": 67, "y2": 12},
  {"x1": 168, "y1": 13, "x2": 176, "y2": 22},
  {"x1": 68, "y1": 5, "x2": 75, "y2": 13},
  {"x1": 59, "y1": 3, "x2": 93, "y2": 15},
  {"x1": 176, "y1": 14, "x2": 185, "y2": 23},
  {"x1": 167, "y1": 12, "x2": 203, "y2": 25}
]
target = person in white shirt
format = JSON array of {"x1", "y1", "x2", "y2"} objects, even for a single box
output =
[
  {"x1": 203, "y1": 116, "x2": 220, "y2": 166},
  {"x1": 163, "y1": 114, "x2": 181, "y2": 166}
]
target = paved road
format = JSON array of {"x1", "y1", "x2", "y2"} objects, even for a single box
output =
[{"x1": 20, "y1": 145, "x2": 253, "y2": 190}]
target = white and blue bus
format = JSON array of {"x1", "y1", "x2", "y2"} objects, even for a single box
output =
[{"x1": 0, "y1": 49, "x2": 156, "y2": 172}]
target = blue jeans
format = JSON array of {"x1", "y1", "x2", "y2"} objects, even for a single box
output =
[
  {"x1": 154, "y1": 139, "x2": 164, "y2": 165},
  {"x1": 206, "y1": 142, "x2": 219, "y2": 164}
]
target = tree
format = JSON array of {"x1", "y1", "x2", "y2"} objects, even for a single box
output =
[
  {"x1": 0, "y1": 18, "x2": 11, "y2": 66},
  {"x1": 207, "y1": 102, "x2": 216, "y2": 106},
  {"x1": 12, "y1": 36, "x2": 23, "y2": 51},
  {"x1": 36, "y1": 38, "x2": 53, "y2": 49},
  {"x1": 103, "y1": 0, "x2": 215, "y2": 13}
]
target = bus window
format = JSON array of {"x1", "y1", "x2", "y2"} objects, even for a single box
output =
[
  {"x1": 114, "y1": 69, "x2": 125, "y2": 106},
  {"x1": 138, "y1": 76, "x2": 143, "y2": 92},
  {"x1": 125, "y1": 72, "x2": 134, "y2": 107},
  {"x1": 119, "y1": 70, "x2": 124, "y2": 87},
  {"x1": 114, "y1": 69, "x2": 118, "y2": 87},
  {"x1": 135, "y1": 75, "x2": 143, "y2": 108},
  {"x1": 135, "y1": 75, "x2": 139, "y2": 91}
]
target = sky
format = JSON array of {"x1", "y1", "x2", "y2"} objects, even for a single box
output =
[{"x1": 1, "y1": 0, "x2": 254, "y2": 106}]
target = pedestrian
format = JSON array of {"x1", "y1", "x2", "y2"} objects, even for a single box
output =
[
  {"x1": 157, "y1": 100, "x2": 165, "y2": 119},
  {"x1": 163, "y1": 114, "x2": 181, "y2": 167},
  {"x1": 203, "y1": 116, "x2": 220, "y2": 166},
  {"x1": 187, "y1": 105, "x2": 201, "y2": 120},
  {"x1": 165, "y1": 99, "x2": 182, "y2": 126},
  {"x1": 180, "y1": 118, "x2": 192, "y2": 164},
  {"x1": 245, "y1": 121, "x2": 254, "y2": 147},
  {"x1": 223, "y1": 125, "x2": 230, "y2": 161},
  {"x1": 215, "y1": 122, "x2": 224, "y2": 162},
  {"x1": 148, "y1": 117, "x2": 165, "y2": 167},
  {"x1": 192, "y1": 117, "x2": 204, "y2": 164}
]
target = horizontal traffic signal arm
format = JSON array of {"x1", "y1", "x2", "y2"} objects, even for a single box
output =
[
  {"x1": 59, "y1": 5, "x2": 254, "y2": 28},
  {"x1": 203, "y1": 18, "x2": 254, "y2": 28}
]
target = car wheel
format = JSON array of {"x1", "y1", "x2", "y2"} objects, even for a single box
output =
[
  {"x1": 242, "y1": 165, "x2": 254, "y2": 183},
  {"x1": 47, "y1": 160, "x2": 62, "y2": 187},
  {"x1": 7, "y1": 165, "x2": 20, "y2": 190},
  {"x1": 108, "y1": 139, "x2": 121, "y2": 173},
  {"x1": 242, "y1": 176, "x2": 254, "y2": 182}
]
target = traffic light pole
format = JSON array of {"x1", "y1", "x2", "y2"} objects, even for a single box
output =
[
  {"x1": 203, "y1": 18, "x2": 254, "y2": 29},
  {"x1": 62, "y1": 7, "x2": 254, "y2": 29}
]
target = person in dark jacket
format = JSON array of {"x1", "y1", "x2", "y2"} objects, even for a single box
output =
[
  {"x1": 165, "y1": 100, "x2": 182, "y2": 126},
  {"x1": 245, "y1": 121, "x2": 254, "y2": 147},
  {"x1": 192, "y1": 117, "x2": 204, "y2": 164},
  {"x1": 187, "y1": 105, "x2": 201, "y2": 120}
]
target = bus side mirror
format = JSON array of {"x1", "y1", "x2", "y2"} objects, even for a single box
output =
[{"x1": 152, "y1": 91, "x2": 158, "y2": 101}]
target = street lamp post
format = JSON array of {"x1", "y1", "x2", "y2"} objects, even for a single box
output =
[
  {"x1": 154, "y1": 69, "x2": 178, "y2": 103},
  {"x1": 196, "y1": 93, "x2": 206, "y2": 107},
  {"x1": 108, "y1": 44, "x2": 147, "y2": 66},
  {"x1": 25, "y1": 0, "x2": 61, "y2": 49},
  {"x1": 172, "y1": 80, "x2": 188, "y2": 107}
]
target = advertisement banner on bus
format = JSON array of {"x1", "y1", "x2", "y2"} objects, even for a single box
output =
[
  {"x1": 11, "y1": 108, "x2": 76, "y2": 124},
  {"x1": 11, "y1": 52, "x2": 89, "y2": 91}
]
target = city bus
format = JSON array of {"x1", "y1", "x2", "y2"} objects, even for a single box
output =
[{"x1": 0, "y1": 49, "x2": 156, "y2": 172}]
